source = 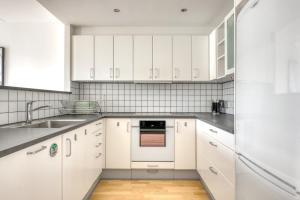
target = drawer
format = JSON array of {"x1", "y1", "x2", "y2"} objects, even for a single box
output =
[
  {"x1": 198, "y1": 130, "x2": 235, "y2": 184},
  {"x1": 89, "y1": 119, "x2": 104, "y2": 133},
  {"x1": 131, "y1": 162, "x2": 174, "y2": 169},
  {"x1": 197, "y1": 120, "x2": 235, "y2": 150},
  {"x1": 198, "y1": 156, "x2": 235, "y2": 200}
]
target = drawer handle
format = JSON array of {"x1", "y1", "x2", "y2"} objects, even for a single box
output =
[
  {"x1": 209, "y1": 141, "x2": 218, "y2": 148},
  {"x1": 209, "y1": 166, "x2": 218, "y2": 175},
  {"x1": 96, "y1": 153, "x2": 102, "y2": 158},
  {"x1": 209, "y1": 129, "x2": 218, "y2": 134},
  {"x1": 95, "y1": 133, "x2": 103, "y2": 136},
  {"x1": 27, "y1": 145, "x2": 47, "y2": 155},
  {"x1": 147, "y1": 164, "x2": 159, "y2": 168},
  {"x1": 95, "y1": 143, "x2": 102, "y2": 148},
  {"x1": 96, "y1": 122, "x2": 102, "y2": 125}
]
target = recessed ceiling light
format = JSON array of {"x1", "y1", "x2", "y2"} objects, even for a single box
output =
[
  {"x1": 181, "y1": 8, "x2": 188, "y2": 13},
  {"x1": 113, "y1": 8, "x2": 120, "y2": 13}
]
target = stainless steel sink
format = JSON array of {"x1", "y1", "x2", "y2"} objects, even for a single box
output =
[{"x1": 18, "y1": 119, "x2": 86, "y2": 128}]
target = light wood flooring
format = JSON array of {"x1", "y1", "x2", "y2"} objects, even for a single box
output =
[{"x1": 90, "y1": 180, "x2": 210, "y2": 200}]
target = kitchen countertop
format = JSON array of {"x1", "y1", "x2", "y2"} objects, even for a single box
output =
[{"x1": 0, "y1": 112, "x2": 233, "y2": 158}]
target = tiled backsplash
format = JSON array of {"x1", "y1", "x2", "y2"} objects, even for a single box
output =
[
  {"x1": 223, "y1": 81, "x2": 234, "y2": 114},
  {"x1": 0, "y1": 83, "x2": 79, "y2": 125},
  {"x1": 0, "y1": 81, "x2": 234, "y2": 125},
  {"x1": 78, "y1": 82, "x2": 229, "y2": 113}
]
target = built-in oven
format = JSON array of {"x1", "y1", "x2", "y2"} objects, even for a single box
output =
[
  {"x1": 139, "y1": 121, "x2": 166, "y2": 147},
  {"x1": 131, "y1": 119, "x2": 175, "y2": 162}
]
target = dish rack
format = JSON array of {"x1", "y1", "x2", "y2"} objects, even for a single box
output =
[{"x1": 59, "y1": 100, "x2": 101, "y2": 115}]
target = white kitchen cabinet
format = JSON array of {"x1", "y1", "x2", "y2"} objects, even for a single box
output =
[
  {"x1": 95, "y1": 36, "x2": 114, "y2": 81},
  {"x1": 0, "y1": 136, "x2": 62, "y2": 200},
  {"x1": 153, "y1": 35, "x2": 173, "y2": 81},
  {"x1": 63, "y1": 129, "x2": 87, "y2": 200},
  {"x1": 175, "y1": 119, "x2": 196, "y2": 169},
  {"x1": 209, "y1": 29, "x2": 217, "y2": 80},
  {"x1": 173, "y1": 36, "x2": 192, "y2": 81},
  {"x1": 192, "y1": 36, "x2": 209, "y2": 81},
  {"x1": 72, "y1": 35, "x2": 94, "y2": 81},
  {"x1": 114, "y1": 36, "x2": 133, "y2": 81},
  {"x1": 225, "y1": 10, "x2": 235, "y2": 75},
  {"x1": 196, "y1": 120, "x2": 235, "y2": 200},
  {"x1": 134, "y1": 36, "x2": 153, "y2": 81},
  {"x1": 106, "y1": 118, "x2": 131, "y2": 169}
]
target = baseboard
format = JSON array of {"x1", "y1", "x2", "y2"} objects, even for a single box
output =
[
  {"x1": 101, "y1": 169, "x2": 200, "y2": 180},
  {"x1": 83, "y1": 174, "x2": 101, "y2": 200}
]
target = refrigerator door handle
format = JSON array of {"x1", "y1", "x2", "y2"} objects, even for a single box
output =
[{"x1": 238, "y1": 154, "x2": 297, "y2": 196}]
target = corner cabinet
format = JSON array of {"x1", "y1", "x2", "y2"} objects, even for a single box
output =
[
  {"x1": 210, "y1": 9, "x2": 235, "y2": 80},
  {"x1": 0, "y1": 136, "x2": 62, "y2": 200},
  {"x1": 105, "y1": 118, "x2": 131, "y2": 169}
]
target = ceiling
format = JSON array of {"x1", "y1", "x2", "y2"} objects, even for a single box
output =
[
  {"x1": 36, "y1": 0, "x2": 233, "y2": 27},
  {"x1": 0, "y1": 0, "x2": 57, "y2": 23}
]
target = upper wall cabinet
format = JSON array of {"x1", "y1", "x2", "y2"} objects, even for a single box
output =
[
  {"x1": 134, "y1": 36, "x2": 153, "y2": 81},
  {"x1": 192, "y1": 36, "x2": 209, "y2": 81},
  {"x1": 153, "y1": 36, "x2": 173, "y2": 81},
  {"x1": 114, "y1": 36, "x2": 133, "y2": 81},
  {"x1": 95, "y1": 36, "x2": 114, "y2": 81},
  {"x1": 72, "y1": 34, "x2": 209, "y2": 82},
  {"x1": 173, "y1": 36, "x2": 192, "y2": 81},
  {"x1": 210, "y1": 9, "x2": 235, "y2": 80},
  {"x1": 72, "y1": 36, "x2": 94, "y2": 81}
]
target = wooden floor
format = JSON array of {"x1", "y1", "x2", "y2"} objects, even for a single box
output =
[{"x1": 90, "y1": 180, "x2": 210, "y2": 200}]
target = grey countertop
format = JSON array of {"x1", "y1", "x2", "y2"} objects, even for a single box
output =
[{"x1": 0, "y1": 112, "x2": 233, "y2": 158}]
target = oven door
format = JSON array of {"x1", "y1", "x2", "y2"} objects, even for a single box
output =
[{"x1": 131, "y1": 127, "x2": 174, "y2": 162}]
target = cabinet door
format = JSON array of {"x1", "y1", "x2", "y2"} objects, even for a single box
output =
[
  {"x1": 114, "y1": 36, "x2": 133, "y2": 81},
  {"x1": 63, "y1": 130, "x2": 86, "y2": 200},
  {"x1": 0, "y1": 136, "x2": 62, "y2": 200},
  {"x1": 153, "y1": 36, "x2": 173, "y2": 81},
  {"x1": 173, "y1": 36, "x2": 192, "y2": 81},
  {"x1": 225, "y1": 11, "x2": 235, "y2": 75},
  {"x1": 192, "y1": 36, "x2": 209, "y2": 81},
  {"x1": 175, "y1": 119, "x2": 196, "y2": 169},
  {"x1": 95, "y1": 36, "x2": 114, "y2": 81},
  {"x1": 209, "y1": 29, "x2": 217, "y2": 80},
  {"x1": 72, "y1": 35, "x2": 94, "y2": 81},
  {"x1": 106, "y1": 118, "x2": 131, "y2": 169},
  {"x1": 134, "y1": 36, "x2": 153, "y2": 81}
]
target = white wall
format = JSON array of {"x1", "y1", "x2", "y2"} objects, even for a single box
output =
[{"x1": 0, "y1": 21, "x2": 70, "y2": 91}]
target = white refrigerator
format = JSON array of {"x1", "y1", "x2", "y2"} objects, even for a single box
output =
[{"x1": 236, "y1": 0, "x2": 300, "y2": 199}]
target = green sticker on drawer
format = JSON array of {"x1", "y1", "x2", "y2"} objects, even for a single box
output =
[{"x1": 50, "y1": 143, "x2": 58, "y2": 157}]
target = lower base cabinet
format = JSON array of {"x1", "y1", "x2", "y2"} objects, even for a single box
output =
[
  {"x1": 63, "y1": 120, "x2": 104, "y2": 200},
  {"x1": 0, "y1": 136, "x2": 62, "y2": 200}
]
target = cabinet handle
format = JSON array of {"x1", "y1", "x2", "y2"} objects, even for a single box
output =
[
  {"x1": 74, "y1": 134, "x2": 77, "y2": 141},
  {"x1": 95, "y1": 132, "x2": 102, "y2": 137},
  {"x1": 209, "y1": 141, "x2": 218, "y2": 148},
  {"x1": 154, "y1": 68, "x2": 159, "y2": 79},
  {"x1": 209, "y1": 129, "x2": 218, "y2": 134},
  {"x1": 115, "y1": 68, "x2": 120, "y2": 79},
  {"x1": 193, "y1": 68, "x2": 199, "y2": 79},
  {"x1": 176, "y1": 122, "x2": 179, "y2": 133},
  {"x1": 96, "y1": 153, "x2": 102, "y2": 158},
  {"x1": 90, "y1": 68, "x2": 95, "y2": 79},
  {"x1": 209, "y1": 166, "x2": 218, "y2": 175},
  {"x1": 95, "y1": 143, "x2": 102, "y2": 148},
  {"x1": 127, "y1": 122, "x2": 130, "y2": 133},
  {"x1": 66, "y1": 139, "x2": 72, "y2": 157},
  {"x1": 147, "y1": 164, "x2": 159, "y2": 168},
  {"x1": 149, "y1": 68, "x2": 153, "y2": 79},
  {"x1": 96, "y1": 122, "x2": 102, "y2": 125},
  {"x1": 27, "y1": 145, "x2": 47, "y2": 155},
  {"x1": 109, "y1": 68, "x2": 113, "y2": 79}
]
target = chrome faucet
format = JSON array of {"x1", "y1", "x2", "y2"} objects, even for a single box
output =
[{"x1": 25, "y1": 101, "x2": 50, "y2": 124}]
